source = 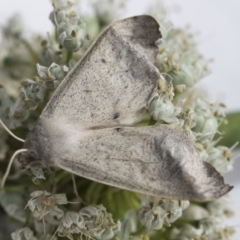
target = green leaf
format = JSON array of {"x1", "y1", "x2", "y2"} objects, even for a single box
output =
[{"x1": 218, "y1": 112, "x2": 240, "y2": 148}]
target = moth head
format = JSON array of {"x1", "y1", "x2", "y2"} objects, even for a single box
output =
[
  {"x1": 0, "y1": 119, "x2": 46, "y2": 188},
  {"x1": 18, "y1": 148, "x2": 39, "y2": 168},
  {"x1": 18, "y1": 148, "x2": 47, "y2": 184}
]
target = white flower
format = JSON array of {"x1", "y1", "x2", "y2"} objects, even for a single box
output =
[
  {"x1": 170, "y1": 224, "x2": 203, "y2": 240},
  {"x1": 26, "y1": 191, "x2": 67, "y2": 220},
  {"x1": 206, "y1": 145, "x2": 233, "y2": 174},
  {"x1": 161, "y1": 199, "x2": 189, "y2": 224},
  {"x1": 206, "y1": 196, "x2": 233, "y2": 218},
  {"x1": 52, "y1": 0, "x2": 77, "y2": 11},
  {"x1": 57, "y1": 19, "x2": 86, "y2": 51},
  {"x1": 37, "y1": 63, "x2": 69, "y2": 80},
  {"x1": 182, "y1": 204, "x2": 209, "y2": 221},
  {"x1": 116, "y1": 210, "x2": 137, "y2": 240},
  {"x1": 39, "y1": 39, "x2": 62, "y2": 66},
  {"x1": 148, "y1": 77, "x2": 182, "y2": 124},
  {"x1": 155, "y1": 28, "x2": 209, "y2": 92},
  {"x1": 0, "y1": 89, "x2": 30, "y2": 129},
  {"x1": 80, "y1": 205, "x2": 120, "y2": 240},
  {"x1": 138, "y1": 195, "x2": 189, "y2": 230},
  {"x1": 138, "y1": 206, "x2": 166, "y2": 230},
  {"x1": 50, "y1": 0, "x2": 86, "y2": 52},
  {"x1": 192, "y1": 97, "x2": 224, "y2": 141},
  {"x1": 11, "y1": 227, "x2": 37, "y2": 240},
  {"x1": 170, "y1": 217, "x2": 235, "y2": 240},
  {"x1": 199, "y1": 217, "x2": 226, "y2": 239},
  {"x1": 21, "y1": 78, "x2": 45, "y2": 105},
  {"x1": 149, "y1": 96, "x2": 181, "y2": 123},
  {"x1": 57, "y1": 211, "x2": 86, "y2": 238}
]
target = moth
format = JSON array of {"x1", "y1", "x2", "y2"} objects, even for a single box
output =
[{"x1": 1, "y1": 15, "x2": 232, "y2": 201}]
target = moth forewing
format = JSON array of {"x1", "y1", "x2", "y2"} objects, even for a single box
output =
[
  {"x1": 22, "y1": 15, "x2": 232, "y2": 202},
  {"x1": 40, "y1": 15, "x2": 161, "y2": 128},
  {"x1": 51, "y1": 125, "x2": 232, "y2": 201}
]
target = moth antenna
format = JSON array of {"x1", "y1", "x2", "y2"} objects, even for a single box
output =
[
  {"x1": 1, "y1": 149, "x2": 28, "y2": 188},
  {"x1": 44, "y1": 164, "x2": 56, "y2": 194},
  {"x1": 0, "y1": 119, "x2": 25, "y2": 143}
]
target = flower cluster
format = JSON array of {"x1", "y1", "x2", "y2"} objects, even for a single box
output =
[
  {"x1": 174, "y1": 196, "x2": 235, "y2": 240},
  {"x1": 50, "y1": 0, "x2": 86, "y2": 52},
  {"x1": 11, "y1": 228, "x2": 37, "y2": 240},
  {"x1": 0, "y1": 62, "x2": 69, "y2": 130},
  {"x1": 170, "y1": 217, "x2": 235, "y2": 240},
  {"x1": 11, "y1": 227, "x2": 56, "y2": 240},
  {"x1": 148, "y1": 77, "x2": 181, "y2": 124},
  {"x1": 138, "y1": 195, "x2": 189, "y2": 230},
  {"x1": 26, "y1": 191, "x2": 67, "y2": 220},
  {"x1": 0, "y1": 0, "x2": 237, "y2": 240},
  {"x1": 144, "y1": 3, "x2": 236, "y2": 238},
  {"x1": 57, "y1": 205, "x2": 120, "y2": 240},
  {"x1": 155, "y1": 28, "x2": 209, "y2": 90},
  {"x1": 22, "y1": 191, "x2": 119, "y2": 240}
]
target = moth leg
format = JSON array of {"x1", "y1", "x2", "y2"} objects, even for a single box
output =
[
  {"x1": 71, "y1": 173, "x2": 85, "y2": 204},
  {"x1": 44, "y1": 164, "x2": 56, "y2": 194}
]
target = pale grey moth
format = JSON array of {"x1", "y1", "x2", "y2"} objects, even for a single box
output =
[{"x1": 4, "y1": 15, "x2": 233, "y2": 201}]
